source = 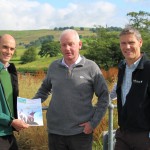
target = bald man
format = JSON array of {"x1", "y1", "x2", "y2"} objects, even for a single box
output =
[{"x1": 0, "y1": 34, "x2": 29, "y2": 150}]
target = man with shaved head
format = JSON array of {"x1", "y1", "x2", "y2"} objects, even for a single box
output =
[{"x1": 0, "y1": 34, "x2": 29, "y2": 150}]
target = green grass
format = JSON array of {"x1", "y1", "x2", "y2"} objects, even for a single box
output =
[
  {"x1": 11, "y1": 47, "x2": 87, "y2": 72},
  {"x1": 0, "y1": 29, "x2": 95, "y2": 46}
]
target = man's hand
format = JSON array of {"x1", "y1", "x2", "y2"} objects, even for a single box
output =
[
  {"x1": 80, "y1": 122, "x2": 93, "y2": 134},
  {"x1": 11, "y1": 119, "x2": 29, "y2": 132}
]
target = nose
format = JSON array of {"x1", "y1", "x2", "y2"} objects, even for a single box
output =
[
  {"x1": 65, "y1": 44, "x2": 71, "y2": 51},
  {"x1": 126, "y1": 43, "x2": 131, "y2": 49},
  {"x1": 6, "y1": 48, "x2": 12, "y2": 53}
]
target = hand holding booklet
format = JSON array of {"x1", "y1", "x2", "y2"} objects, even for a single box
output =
[{"x1": 17, "y1": 97, "x2": 43, "y2": 126}]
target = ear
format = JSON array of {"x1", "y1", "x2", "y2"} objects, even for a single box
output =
[
  {"x1": 139, "y1": 39, "x2": 143, "y2": 47},
  {"x1": 79, "y1": 41, "x2": 82, "y2": 49}
]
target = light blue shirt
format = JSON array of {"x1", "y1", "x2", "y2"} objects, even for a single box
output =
[{"x1": 121, "y1": 58, "x2": 141, "y2": 105}]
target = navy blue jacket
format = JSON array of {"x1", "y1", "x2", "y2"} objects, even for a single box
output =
[{"x1": 116, "y1": 53, "x2": 150, "y2": 132}]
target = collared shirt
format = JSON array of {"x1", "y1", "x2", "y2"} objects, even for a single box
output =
[
  {"x1": 121, "y1": 58, "x2": 141, "y2": 105},
  {"x1": 0, "y1": 61, "x2": 10, "y2": 71},
  {"x1": 62, "y1": 55, "x2": 82, "y2": 69},
  {"x1": 4, "y1": 63, "x2": 10, "y2": 71}
]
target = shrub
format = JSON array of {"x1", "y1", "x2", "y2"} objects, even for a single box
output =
[{"x1": 20, "y1": 47, "x2": 36, "y2": 64}]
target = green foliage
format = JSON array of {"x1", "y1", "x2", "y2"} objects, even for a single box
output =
[
  {"x1": 127, "y1": 11, "x2": 150, "y2": 30},
  {"x1": 38, "y1": 41, "x2": 60, "y2": 57},
  {"x1": 141, "y1": 31, "x2": 150, "y2": 57},
  {"x1": 25, "y1": 35, "x2": 54, "y2": 48},
  {"x1": 20, "y1": 47, "x2": 37, "y2": 64},
  {"x1": 126, "y1": 11, "x2": 150, "y2": 57},
  {"x1": 85, "y1": 26, "x2": 123, "y2": 70}
]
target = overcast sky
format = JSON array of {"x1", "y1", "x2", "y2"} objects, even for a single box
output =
[{"x1": 0, "y1": 0, "x2": 149, "y2": 30}]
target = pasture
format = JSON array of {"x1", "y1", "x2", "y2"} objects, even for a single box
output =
[{"x1": 0, "y1": 29, "x2": 95, "y2": 46}]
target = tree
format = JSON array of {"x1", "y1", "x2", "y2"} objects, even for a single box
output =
[
  {"x1": 20, "y1": 47, "x2": 36, "y2": 64},
  {"x1": 38, "y1": 41, "x2": 60, "y2": 57},
  {"x1": 127, "y1": 11, "x2": 150, "y2": 30},
  {"x1": 84, "y1": 26, "x2": 123, "y2": 70},
  {"x1": 141, "y1": 31, "x2": 150, "y2": 58},
  {"x1": 80, "y1": 27, "x2": 84, "y2": 31}
]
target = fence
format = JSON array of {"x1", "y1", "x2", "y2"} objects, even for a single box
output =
[{"x1": 103, "y1": 103, "x2": 117, "y2": 150}]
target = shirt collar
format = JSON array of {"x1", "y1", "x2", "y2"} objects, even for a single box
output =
[
  {"x1": 0, "y1": 61, "x2": 10, "y2": 70},
  {"x1": 125, "y1": 57, "x2": 141, "y2": 69},
  {"x1": 62, "y1": 55, "x2": 82, "y2": 68}
]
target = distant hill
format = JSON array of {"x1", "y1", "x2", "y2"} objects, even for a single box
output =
[{"x1": 0, "y1": 29, "x2": 95, "y2": 47}]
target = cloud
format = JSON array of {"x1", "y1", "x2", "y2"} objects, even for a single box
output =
[{"x1": 0, "y1": 0, "x2": 124, "y2": 30}]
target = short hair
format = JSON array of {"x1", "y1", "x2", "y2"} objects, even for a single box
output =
[
  {"x1": 59, "y1": 29, "x2": 80, "y2": 42},
  {"x1": 119, "y1": 26, "x2": 142, "y2": 40}
]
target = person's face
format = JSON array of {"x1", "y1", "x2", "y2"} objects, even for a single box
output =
[
  {"x1": 0, "y1": 36, "x2": 16, "y2": 66},
  {"x1": 120, "y1": 34, "x2": 142, "y2": 65},
  {"x1": 60, "y1": 33, "x2": 82, "y2": 64}
]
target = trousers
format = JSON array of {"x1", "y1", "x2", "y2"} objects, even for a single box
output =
[
  {"x1": 114, "y1": 128, "x2": 150, "y2": 150},
  {"x1": 48, "y1": 132, "x2": 93, "y2": 150},
  {"x1": 0, "y1": 134, "x2": 18, "y2": 150}
]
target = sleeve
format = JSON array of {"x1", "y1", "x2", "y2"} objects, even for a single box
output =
[
  {"x1": 89, "y1": 64, "x2": 109, "y2": 129},
  {"x1": 0, "y1": 113, "x2": 13, "y2": 126}
]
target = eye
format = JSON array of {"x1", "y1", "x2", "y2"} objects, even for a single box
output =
[
  {"x1": 2, "y1": 45, "x2": 15, "y2": 51},
  {"x1": 128, "y1": 42, "x2": 135, "y2": 45},
  {"x1": 3, "y1": 45, "x2": 8, "y2": 49},
  {"x1": 61, "y1": 44, "x2": 66, "y2": 47},
  {"x1": 120, "y1": 42, "x2": 126, "y2": 45},
  {"x1": 68, "y1": 42, "x2": 74, "y2": 46}
]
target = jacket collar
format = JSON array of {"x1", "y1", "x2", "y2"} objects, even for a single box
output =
[
  {"x1": 58, "y1": 56, "x2": 86, "y2": 68},
  {"x1": 118, "y1": 52, "x2": 149, "y2": 70}
]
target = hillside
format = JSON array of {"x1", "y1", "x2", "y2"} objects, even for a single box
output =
[
  {"x1": 0, "y1": 29, "x2": 93, "y2": 72},
  {"x1": 0, "y1": 29, "x2": 95, "y2": 46}
]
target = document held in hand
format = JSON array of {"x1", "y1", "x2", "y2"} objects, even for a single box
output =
[{"x1": 17, "y1": 97, "x2": 43, "y2": 126}]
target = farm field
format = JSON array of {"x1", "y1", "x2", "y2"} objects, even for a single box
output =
[{"x1": 0, "y1": 29, "x2": 95, "y2": 46}]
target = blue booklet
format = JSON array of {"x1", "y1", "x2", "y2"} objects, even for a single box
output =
[{"x1": 17, "y1": 97, "x2": 43, "y2": 126}]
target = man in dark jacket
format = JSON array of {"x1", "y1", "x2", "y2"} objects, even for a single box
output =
[
  {"x1": 114, "y1": 26, "x2": 150, "y2": 150},
  {"x1": 0, "y1": 34, "x2": 29, "y2": 150}
]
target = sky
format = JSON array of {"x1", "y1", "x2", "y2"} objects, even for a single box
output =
[{"x1": 0, "y1": 0, "x2": 149, "y2": 30}]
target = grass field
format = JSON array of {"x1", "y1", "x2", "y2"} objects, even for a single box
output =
[
  {"x1": 0, "y1": 29, "x2": 95, "y2": 46},
  {"x1": 11, "y1": 47, "x2": 87, "y2": 72}
]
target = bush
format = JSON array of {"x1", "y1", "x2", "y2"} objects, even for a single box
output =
[{"x1": 20, "y1": 47, "x2": 36, "y2": 64}]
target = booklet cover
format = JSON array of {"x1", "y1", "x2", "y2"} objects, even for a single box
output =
[{"x1": 17, "y1": 97, "x2": 43, "y2": 126}]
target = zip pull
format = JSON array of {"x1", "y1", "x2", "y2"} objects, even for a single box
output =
[{"x1": 68, "y1": 69, "x2": 72, "y2": 76}]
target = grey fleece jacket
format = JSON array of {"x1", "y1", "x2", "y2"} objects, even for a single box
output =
[{"x1": 34, "y1": 56, "x2": 109, "y2": 135}]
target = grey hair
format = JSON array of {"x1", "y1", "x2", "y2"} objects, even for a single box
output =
[
  {"x1": 59, "y1": 29, "x2": 80, "y2": 42},
  {"x1": 119, "y1": 26, "x2": 142, "y2": 40}
]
